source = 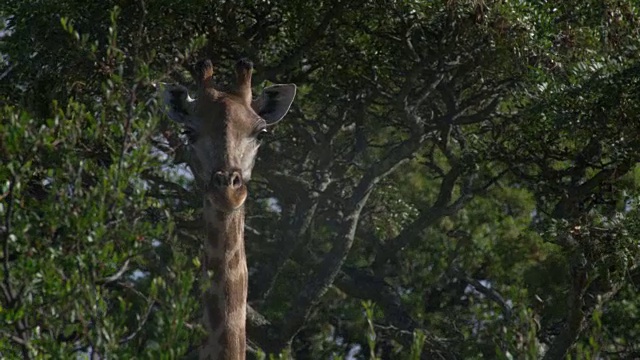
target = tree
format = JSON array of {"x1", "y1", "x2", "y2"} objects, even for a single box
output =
[{"x1": 1, "y1": 0, "x2": 639, "y2": 358}]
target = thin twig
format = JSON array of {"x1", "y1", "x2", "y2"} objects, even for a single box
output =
[
  {"x1": 119, "y1": 300, "x2": 156, "y2": 344},
  {"x1": 96, "y1": 259, "x2": 130, "y2": 285}
]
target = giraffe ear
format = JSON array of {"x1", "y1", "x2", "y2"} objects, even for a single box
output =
[
  {"x1": 252, "y1": 84, "x2": 296, "y2": 125},
  {"x1": 159, "y1": 83, "x2": 196, "y2": 124}
]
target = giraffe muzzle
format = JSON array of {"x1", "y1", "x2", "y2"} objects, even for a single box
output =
[
  {"x1": 208, "y1": 170, "x2": 248, "y2": 211},
  {"x1": 212, "y1": 170, "x2": 244, "y2": 190}
]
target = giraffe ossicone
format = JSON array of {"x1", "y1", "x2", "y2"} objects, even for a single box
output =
[{"x1": 161, "y1": 59, "x2": 296, "y2": 359}]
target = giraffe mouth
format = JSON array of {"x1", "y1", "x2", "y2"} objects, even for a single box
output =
[{"x1": 207, "y1": 186, "x2": 248, "y2": 212}]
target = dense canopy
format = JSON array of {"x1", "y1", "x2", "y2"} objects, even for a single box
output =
[{"x1": 1, "y1": 0, "x2": 640, "y2": 359}]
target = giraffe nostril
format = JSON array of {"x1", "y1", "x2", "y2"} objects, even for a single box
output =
[
  {"x1": 230, "y1": 171, "x2": 243, "y2": 189},
  {"x1": 213, "y1": 171, "x2": 227, "y2": 188},
  {"x1": 211, "y1": 171, "x2": 243, "y2": 190}
]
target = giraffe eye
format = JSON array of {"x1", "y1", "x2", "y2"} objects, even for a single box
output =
[{"x1": 256, "y1": 128, "x2": 269, "y2": 142}]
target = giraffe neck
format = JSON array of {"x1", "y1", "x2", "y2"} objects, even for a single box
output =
[{"x1": 200, "y1": 200, "x2": 247, "y2": 360}]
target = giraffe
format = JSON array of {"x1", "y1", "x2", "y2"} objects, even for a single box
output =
[{"x1": 160, "y1": 59, "x2": 296, "y2": 359}]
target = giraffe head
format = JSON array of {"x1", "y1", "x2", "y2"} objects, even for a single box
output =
[{"x1": 161, "y1": 59, "x2": 296, "y2": 212}]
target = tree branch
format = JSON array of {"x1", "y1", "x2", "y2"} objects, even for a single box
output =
[
  {"x1": 336, "y1": 268, "x2": 456, "y2": 358},
  {"x1": 277, "y1": 135, "x2": 425, "y2": 346},
  {"x1": 246, "y1": 304, "x2": 283, "y2": 355},
  {"x1": 373, "y1": 164, "x2": 471, "y2": 270},
  {"x1": 253, "y1": 0, "x2": 347, "y2": 84},
  {"x1": 337, "y1": 267, "x2": 418, "y2": 331},
  {"x1": 552, "y1": 159, "x2": 636, "y2": 219},
  {"x1": 457, "y1": 271, "x2": 512, "y2": 322},
  {"x1": 96, "y1": 259, "x2": 130, "y2": 286},
  {"x1": 119, "y1": 299, "x2": 155, "y2": 344}
]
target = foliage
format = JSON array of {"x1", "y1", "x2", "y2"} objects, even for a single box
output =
[{"x1": 1, "y1": 0, "x2": 640, "y2": 359}]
